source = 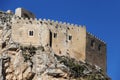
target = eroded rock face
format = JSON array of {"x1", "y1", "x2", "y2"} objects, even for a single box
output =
[
  {"x1": 0, "y1": 45, "x2": 66, "y2": 80},
  {"x1": 0, "y1": 45, "x2": 110, "y2": 80}
]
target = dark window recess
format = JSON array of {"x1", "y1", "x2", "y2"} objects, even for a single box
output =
[
  {"x1": 69, "y1": 35, "x2": 72, "y2": 40},
  {"x1": 29, "y1": 31, "x2": 34, "y2": 36},
  {"x1": 40, "y1": 21, "x2": 43, "y2": 24},
  {"x1": 98, "y1": 44, "x2": 101, "y2": 51},
  {"x1": 2, "y1": 42, "x2": 6, "y2": 49},
  {"x1": 49, "y1": 31, "x2": 52, "y2": 47},
  {"x1": 91, "y1": 40, "x2": 95, "y2": 48},
  {"x1": 54, "y1": 33, "x2": 57, "y2": 38},
  {"x1": 67, "y1": 27, "x2": 70, "y2": 30},
  {"x1": 19, "y1": 17, "x2": 21, "y2": 19}
]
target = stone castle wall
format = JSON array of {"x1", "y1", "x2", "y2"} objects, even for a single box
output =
[
  {"x1": 11, "y1": 17, "x2": 50, "y2": 47},
  {"x1": 86, "y1": 32, "x2": 106, "y2": 71},
  {"x1": 11, "y1": 16, "x2": 86, "y2": 61},
  {"x1": 48, "y1": 21, "x2": 86, "y2": 61}
]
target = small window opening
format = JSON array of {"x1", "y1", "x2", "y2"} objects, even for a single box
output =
[
  {"x1": 91, "y1": 40, "x2": 95, "y2": 49},
  {"x1": 40, "y1": 21, "x2": 43, "y2": 24},
  {"x1": 19, "y1": 17, "x2": 21, "y2": 19},
  {"x1": 54, "y1": 33, "x2": 57, "y2": 38},
  {"x1": 29, "y1": 31, "x2": 34, "y2": 36},
  {"x1": 98, "y1": 44, "x2": 101, "y2": 51},
  {"x1": 69, "y1": 35, "x2": 72, "y2": 40},
  {"x1": 67, "y1": 27, "x2": 70, "y2": 30}
]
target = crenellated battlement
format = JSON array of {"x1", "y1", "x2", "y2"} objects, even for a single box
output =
[
  {"x1": 87, "y1": 32, "x2": 106, "y2": 44},
  {"x1": 12, "y1": 15, "x2": 86, "y2": 30}
]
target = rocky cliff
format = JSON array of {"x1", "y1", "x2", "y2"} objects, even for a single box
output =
[{"x1": 0, "y1": 45, "x2": 110, "y2": 80}]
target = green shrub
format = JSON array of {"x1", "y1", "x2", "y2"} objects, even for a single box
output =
[{"x1": 20, "y1": 45, "x2": 37, "y2": 62}]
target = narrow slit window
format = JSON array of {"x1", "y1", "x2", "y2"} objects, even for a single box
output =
[
  {"x1": 91, "y1": 40, "x2": 95, "y2": 49},
  {"x1": 54, "y1": 33, "x2": 57, "y2": 38},
  {"x1": 29, "y1": 31, "x2": 34, "y2": 36},
  {"x1": 49, "y1": 31, "x2": 52, "y2": 47},
  {"x1": 98, "y1": 44, "x2": 101, "y2": 51}
]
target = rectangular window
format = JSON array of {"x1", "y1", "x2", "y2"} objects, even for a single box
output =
[
  {"x1": 98, "y1": 44, "x2": 101, "y2": 51},
  {"x1": 29, "y1": 31, "x2": 33, "y2": 36},
  {"x1": 91, "y1": 40, "x2": 95, "y2": 49},
  {"x1": 69, "y1": 35, "x2": 72, "y2": 40}
]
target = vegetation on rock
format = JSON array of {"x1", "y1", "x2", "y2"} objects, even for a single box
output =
[{"x1": 55, "y1": 55, "x2": 110, "y2": 80}]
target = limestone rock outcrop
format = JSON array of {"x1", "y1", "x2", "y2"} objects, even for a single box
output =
[{"x1": 0, "y1": 44, "x2": 110, "y2": 80}]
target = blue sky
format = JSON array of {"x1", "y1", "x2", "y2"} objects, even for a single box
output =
[{"x1": 0, "y1": 0, "x2": 120, "y2": 80}]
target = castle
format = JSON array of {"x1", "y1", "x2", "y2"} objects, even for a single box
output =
[{"x1": 0, "y1": 8, "x2": 107, "y2": 72}]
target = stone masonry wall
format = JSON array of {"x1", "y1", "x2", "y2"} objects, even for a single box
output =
[
  {"x1": 11, "y1": 17, "x2": 50, "y2": 47},
  {"x1": 38, "y1": 20, "x2": 86, "y2": 61},
  {"x1": 11, "y1": 16, "x2": 86, "y2": 61},
  {"x1": 86, "y1": 32, "x2": 106, "y2": 72}
]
